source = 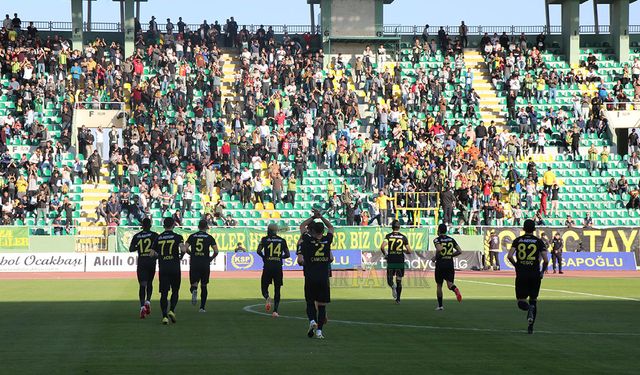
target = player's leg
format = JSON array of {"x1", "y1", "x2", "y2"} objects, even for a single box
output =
[
  {"x1": 435, "y1": 268, "x2": 444, "y2": 309},
  {"x1": 272, "y1": 269, "x2": 283, "y2": 316},
  {"x1": 558, "y1": 253, "x2": 563, "y2": 274},
  {"x1": 199, "y1": 268, "x2": 210, "y2": 311},
  {"x1": 159, "y1": 270, "x2": 170, "y2": 323},
  {"x1": 315, "y1": 279, "x2": 331, "y2": 339},
  {"x1": 445, "y1": 270, "x2": 462, "y2": 302},
  {"x1": 168, "y1": 268, "x2": 181, "y2": 322},
  {"x1": 551, "y1": 253, "x2": 557, "y2": 273},
  {"x1": 261, "y1": 270, "x2": 272, "y2": 312},
  {"x1": 304, "y1": 279, "x2": 318, "y2": 337},
  {"x1": 394, "y1": 269, "x2": 404, "y2": 303},
  {"x1": 144, "y1": 266, "x2": 155, "y2": 315},
  {"x1": 386, "y1": 268, "x2": 397, "y2": 300},
  {"x1": 515, "y1": 276, "x2": 530, "y2": 314},
  {"x1": 190, "y1": 269, "x2": 199, "y2": 306},
  {"x1": 527, "y1": 277, "x2": 542, "y2": 330},
  {"x1": 136, "y1": 267, "x2": 146, "y2": 309}
]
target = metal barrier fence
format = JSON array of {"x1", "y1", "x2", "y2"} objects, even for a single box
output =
[{"x1": 22, "y1": 21, "x2": 640, "y2": 35}]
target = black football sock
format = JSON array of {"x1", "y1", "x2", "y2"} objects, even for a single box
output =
[
  {"x1": 317, "y1": 305, "x2": 327, "y2": 330},
  {"x1": 200, "y1": 285, "x2": 208, "y2": 310},
  {"x1": 146, "y1": 283, "x2": 153, "y2": 302},
  {"x1": 518, "y1": 300, "x2": 530, "y2": 311},
  {"x1": 386, "y1": 273, "x2": 394, "y2": 288},
  {"x1": 261, "y1": 281, "x2": 270, "y2": 300},
  {"x1": 273, "y1": 285, "x2": 281, "y2": 313},
  {"x1": 139, "y1": 285, "x2": 146, "y2": 307},
  {"x1": 190, "y1": 285, "x2": 197, "y2": 293},
  {"x1": 170, "y1": 290, "x2": 179, "y2": 311},
  {"x1": 437, "y1": 295, "x2": 443, "y2": 307},
  {"x1": 396, "y1": 279, "x2": 402, "y2": 301},
  {"x1": 449, "y1": 284, "x2": 458, "y2": 293},
  {"x1": 529, "y1": 300, "x2": 537, "y2": 322},
  {"x1": 306, "y1": 301, "x2": 317, "y2": 322},
  {"x1": 160, "y1": 293, "x2": 169, "y2": 317}
]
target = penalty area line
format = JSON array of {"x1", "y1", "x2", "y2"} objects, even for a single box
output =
[
  {"x1": 242, "y1": 301, "x2": 640, "y2": 337},
  {"x1": 458, "y1": 280, "x2": 640, "y2": 302}
]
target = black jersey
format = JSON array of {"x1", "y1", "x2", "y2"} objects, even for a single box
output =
[
  {"x1": 385, "y1": 232, "x2": 409, "y2": 264},
  {"x1": 152, "y1": 230, "x2": 184, "y2": 266},
  {"x1": 298, "y1": 232, "x2": 333, "y2": 281},
  {"x1": 187, "y1": 231, "x2": 217, "y2": 265},
  {"x1": 433, "y1": 235, "x2": 459, "y2": 270},
  {"x1": 257, "y1": 235, "x2": 290, "y2": 268},
  {"x1": 129, "y1": 230, "x2": 159, "y2": 263},
  {"x1": 511, "y1": 234, "x2": 547, "y2": 275}
]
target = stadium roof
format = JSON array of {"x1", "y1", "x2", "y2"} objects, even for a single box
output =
[
  {"x1": 547, "y1": 0, "x2": 636, "y2": 3},
  {"x1": 307, "y1": 0, "x2": 395, "y2": 4}
]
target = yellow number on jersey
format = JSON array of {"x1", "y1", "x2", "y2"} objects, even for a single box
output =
[
  {"x1": 389, "y1": 238, "x2": 404, "y2": 253},
  {"x1": 195, "y1": 238, "x2": 204, "y2": 253},
  {"x1": 314, "y1": 243, "x2": 325, "y2": 257},
  {"x1": 267, "y1": 242, "x2": 282, "y2": 258},
  {"x1": 517, "y1": 243, "x2": 537, "y2": 261},
  {"x1": 439, "y1": 242, "x2": 454, "y2": 256},
  {"x1": 137, "y1": 238, "x2": 152, "y2": 254},
  {"x1": 158, "y1": 239, "x2": 176, "y2": 256}
]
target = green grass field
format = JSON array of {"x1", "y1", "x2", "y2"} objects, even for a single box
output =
[{"x1": 1, "y1": 275, "x2": 639, "y2": 374}]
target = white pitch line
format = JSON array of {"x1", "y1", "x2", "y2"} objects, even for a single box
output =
[
  {"x1": 242, "y1": 301, "x2": 640, "y2": 337},
  {"x1": 458, "y1": 280, "x2": 640, "y2": 302}
]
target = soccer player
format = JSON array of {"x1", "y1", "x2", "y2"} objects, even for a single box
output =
[
  {"x1": 550, "y1": 232, "x2": 563, "y2": 274},
  {"x1": 256, "y1": 223, "x2": 290, "y2": 318},
  {"x1": 184, "y1": 219, "x2": 218, "y2": 313},
  {"x1": 297, "y1": 210, "x2": 334, "y2": 339},
  {"x1": 151, "y1": 217, "x2": 185, "y2": 325},
  {"x1": 380, "y1": 220, "x2": 412, "y2": 304},
  {"x1": 507, "y1": 219, "x2": 549, "y2": 334},
  {"x1": 129, "y1": 218, "x2": 158, "y2": 319},
  {"x1": 431, "y1": 224, "x2": 463, "y2": 310}
]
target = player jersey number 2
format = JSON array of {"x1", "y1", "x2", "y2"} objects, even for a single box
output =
[
  {"x1": 267, "y1": 242, "x2": 282, "y2": 258},
  {"x1": 314, "y1": 243, "x2": 325, "y2": 257},
  {"x1": 137, "y1": 238, "x2": 152, "y2": 255},
  {"x1": 517, "y1": 243, "x2": 537, "y2": 261},
  {"x1": 157, "y1": 239, "x2": 175, "y2": 258}
]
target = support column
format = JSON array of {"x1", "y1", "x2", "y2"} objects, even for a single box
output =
[
  {"x1": 545, "y1": 0, "x2": 551, "y2": 34},
  {"x1": 87, "y1": 0, "x2": 92, "y2": 32},
  {"x1": 71, "y1": 0, "x2": 84, "y2": 50},
  {"x1": 611, "y1": 0, "x2": 630, "y2": 63},
  {"x1": 124, "y1": 0, "x2": 135, "y2": 57},
  {"x1": 310, "y1": 4, "x2": 315, "y2": 34},
  {"x1": 593, "y1": 0, "x2": 599, "y2": 34},
  {"x1": 120, "y1": 0, "x2": 125, "y2": 32},
  {"x1": 561, "y1": 0, "x2": 580, "y2": 66},
  {"x1": 136, "y1": 0, "x2": 141, "y2": 21}
]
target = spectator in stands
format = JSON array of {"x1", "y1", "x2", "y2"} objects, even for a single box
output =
[{"x1": 565, "y1": 214, "x2": 576, "y2": 228}]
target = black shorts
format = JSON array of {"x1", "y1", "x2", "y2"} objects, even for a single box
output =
[
  {"x1": 136, "y1": 261, "x2": 156, "y2": 284},
  {"x1": 304, "y1": 277, "x2": 331, "y2": 303},
  {"x1": 262, "y1": 267, "x2": 283, "y2": 287},
  {"x1": 515, "y1": 274, "x2": 542, "y2": 300},
  {"x1": 386, "y1": 266, "x2": 405, "y2": 279},
  {"x1": 158, "y1": 264, "x2": 181, "y2": 294},
  {"x1": 190, "y1": 263, "x2": 211, "y2": 285},
  {"x1": 435, "y1": 267, "x2": 455, "y2": 284}
]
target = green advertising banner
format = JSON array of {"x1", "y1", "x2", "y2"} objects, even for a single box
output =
[
  {"x1": 116, "y1": 226, "x2": 432, "y2": 253},
  {"x1": 0, "y1": 227, "x2": 30, "y2": 250}
]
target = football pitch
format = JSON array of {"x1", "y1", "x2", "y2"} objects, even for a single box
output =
[{"x1": 1, "y1": 274, "x2": 639, "y2": 374}]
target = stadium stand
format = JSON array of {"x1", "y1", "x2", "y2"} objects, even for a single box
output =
[{"x1": 1, "y1": 14, "x2": 640, "y2": 239}]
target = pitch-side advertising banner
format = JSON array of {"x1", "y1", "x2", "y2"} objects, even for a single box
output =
[
  {"x1": 226, "y1": 250, "x2": 362, "y2": 271},
  {"x1": 0, "y1": 253, "x2": 85, "y2": 272},
  {"x1": 85, "y1": 253, "x2": 226, "y2": 272},
  {"x1": 498, "y1": 252, "x2": 637, "y2": 271}
]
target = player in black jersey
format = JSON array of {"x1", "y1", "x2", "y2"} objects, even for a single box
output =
[
  {"x1": 151, "y1": 217, "x2": 185, "y2": 325},
  {"x1": 257, "y1": 223, "x2": 290, "y2": 318},
  {"x1": 507, "y1": 219, "x2": 549, "y2": 334},
  {"x1": 550, "y1": 232, "x2": 563, "y2": 274},
  {"x1": 431, "y1": 224, "x2": 463, "y2": 310},
  {"x1": 297, "y1": 210, "x2": 334, "y2": 339},
  {"x1": 129, "y1": 218, "x2": 158, "y2": 319},
  {"x1": 184, "y1": 219, "x2": 218, "y2": 313},
  {"x1": 380, "y1": 220, "x2": 412, "y2": 304}
]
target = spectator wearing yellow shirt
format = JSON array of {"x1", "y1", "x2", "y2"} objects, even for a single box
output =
[
  {"x1": 543, "y1": 166, "x2": 556, "y2": 195},
  {"x1": 375, "y1": 190, "x2": 390, "y2": 225},
  {"x1": 16, "y1": 175, "x2": 28, "y2": 199},
  {"x1": 600, "y1": 146, "x2": 609, "y2": 173}
]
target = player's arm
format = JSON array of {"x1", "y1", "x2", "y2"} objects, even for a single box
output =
[
  {"x1": 210, "y1": 240, "x2": 219, "y2": 262},
  {"x1": 404, "y1": 237, "x2": 412, "y2": 254},
  {"x1": 431, "y1": 240, "x2": 440, "y2": 262},
  {"x1": 452, "y1": 240, "x2": 463, "y2": 257},
  {"x1": 380, "y1": 239, "x2": 388, "y2": 257},
  {"x1": 299, "y1": 216, "x2": 314, "y2": 235},
  {"x1": 178, "y1": 236, "x2": 186, "y2": 259},
  {"x1": 128, "y1": 236, "x2": 137, "y2": 253},
  {"x1": 149, "y1": 237, "x2": 158, "y2": 258},
  {"x1": 282, "y1": 240, "x2": 290, "y2": 260},
  {"x1": 319, "y1": 213, "x2": 335, "y2": 234},
  {"x1": 256, "y1": 239, "x2": 265, "y2": 259},
  {"x1": 507, "y1": 243, "x2": 517, "y2": 267}
]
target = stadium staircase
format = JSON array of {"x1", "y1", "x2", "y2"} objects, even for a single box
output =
[
  {"x1": 220, "y1": 51, "x2": 242, "y2": 111},
  {"x1": 463, "y1": 49, "x2": 506, "y2": 128}
]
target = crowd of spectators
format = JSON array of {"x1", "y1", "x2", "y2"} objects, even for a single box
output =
[{"x1": 0, "y1": 13, "x2": 639, "y2": 231}]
